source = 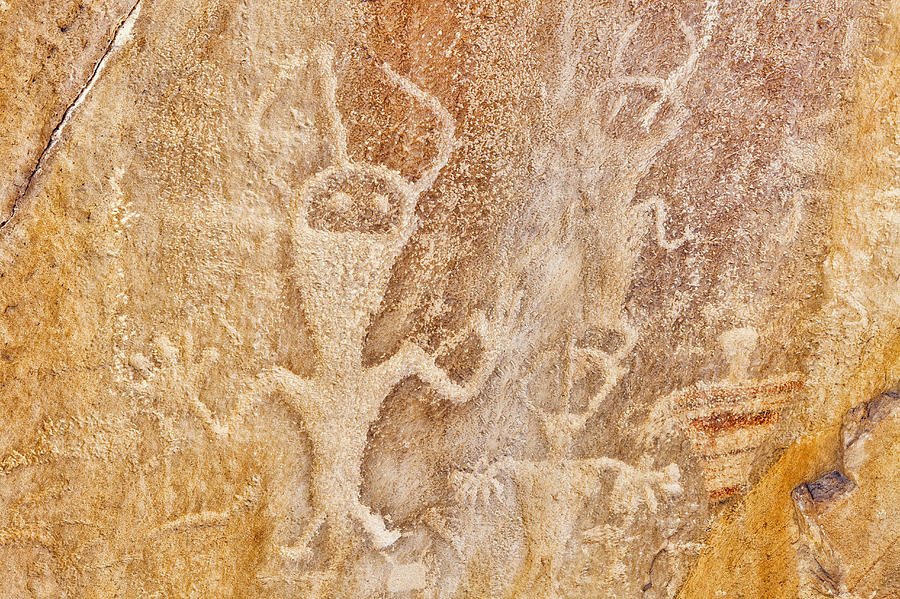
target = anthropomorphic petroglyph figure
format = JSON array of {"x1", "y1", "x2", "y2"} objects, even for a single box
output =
[
  {"x1": 231, "y1": 45, "x2": 515, "y2": 560},
  {"x1": 565, "y1": 2, "x2": 718, "y2": 330},
  {"x1": 498, "y1": 454, "x2": 683, "y2": 599},
  {"x1": 644, "y1": 326, "x2": 803, "y2": 502},
  {"x1": 443, "y1": 6, "x2": 724, "y2": 589}
]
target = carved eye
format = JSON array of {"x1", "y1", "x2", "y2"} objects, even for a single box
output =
[
  {"x1": 328, "y1": 191, "x2": 353, "y2": 213},
  {"x1": 372, "y1": 193, "x2": 391, "y2": 213},
  {"x1": 304, "y1": 168, "x2": 407, "y2": 233}
]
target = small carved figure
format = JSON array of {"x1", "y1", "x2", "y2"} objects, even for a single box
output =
[
  {"x1": 444, "y1": 5, "x2": 723, "y2": 591},
  {"x1": 452, "y1": 317, "x2": 685, "y2": 598}
]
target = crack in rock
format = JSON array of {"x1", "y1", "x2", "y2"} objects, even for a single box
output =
[{"x1": 0, "y1": 0, "x2": 142, "y2": 233}]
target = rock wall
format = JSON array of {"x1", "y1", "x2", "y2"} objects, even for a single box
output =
[{"x1": 0, "y1": 0, "x2": 898, "y2": 597}]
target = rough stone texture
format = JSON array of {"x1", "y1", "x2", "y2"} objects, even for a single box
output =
[
  {"x1": 0, "y1": 0, "x2": 898, "y2": 597},
  {"x1": 0, "y1": 0, "x2": 137, "y2": 224},
  {"x1": 793, "y1": 391, "x2": 900, "y2": 598}
]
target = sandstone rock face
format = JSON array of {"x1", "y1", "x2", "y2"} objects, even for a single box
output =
[
  {"x1": 0, "y1": 1, "x2": 898, "y2": 597},
  {"x1": 794, "y1": 392, "x2": 900, "y2": 599}
]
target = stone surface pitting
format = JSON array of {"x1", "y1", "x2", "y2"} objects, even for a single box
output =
[{"x1": 1, "y1": 0, "x2": 898, "y2": 597}]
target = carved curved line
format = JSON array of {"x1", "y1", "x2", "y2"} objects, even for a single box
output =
[
  {"x1": 635, "y1": 197, "x2": 694, "y2": 250},
  {"x1": 377, "y1": 60, "x2": 457, "y2": 195},
  {"x1": 289, "y1": 162, "x2": 417, "y2": 237},
  {"x1": 316, "y1": 44, "x2": 350, "y2": 165}
]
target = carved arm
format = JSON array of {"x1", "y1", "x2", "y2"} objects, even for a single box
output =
[
  {"x1": 371, "y1": 282, "x2": 522, "y2": 402},
  {"x1": 371, "y1": 341, "x2": 477, "y2": 404}
]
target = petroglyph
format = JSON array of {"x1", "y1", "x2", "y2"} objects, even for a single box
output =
[
  {"x1": 439, "y1": 9, "x2": 725, "y2": 591},
  {"x1": 0, "y1": 517, "x2": 98, "y2": 550},
  {"x1": 125, "y1": 332, "x2": 226, "y2": 438},
  {"x1": 450, "y1": 316, "x2": 682, "y2": 596},
  {"x1": 462, "y1": 455, "x2": 685, "y2": 598},
  {"x1": 1, "y1": 0, "x2": 893, "y2": 595},
  {"x1": 646, "y1": 328, "x2": 803, "y2": 502},
  {"x1": 637, "y1": 197, "x2": 696, "y2": 251},
  {"x1": 235, "y1": 45, "x2": 516, "y2": 562},
  {"x1": 149, "y1": 475, "x2": 261, "y2": 539},
  {"x1": 604, "y1": 3, "x2": 717, "y2": 132}
]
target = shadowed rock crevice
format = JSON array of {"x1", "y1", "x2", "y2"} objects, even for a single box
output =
[
  {"x1": 0, "y1": 0, "x2": 141, "y2": 229},
  {"x1": 792, "y1": 389, "x2": 900, "y2": 598}
]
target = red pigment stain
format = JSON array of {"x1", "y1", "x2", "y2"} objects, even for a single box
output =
[
  {"x1": 708, "y1": 486, "x2": 742, "y2": 502},
  {"x1": 689, "y1": 410, "x2": 778, "y2": 435}
]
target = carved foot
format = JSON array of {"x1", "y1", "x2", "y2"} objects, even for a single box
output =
[
  {"x1": 354, "y1": 503, "x2": 401, "y2": 549},
  {"x1": 276, "y1": 510, "x2": 325, "y2": 561}
]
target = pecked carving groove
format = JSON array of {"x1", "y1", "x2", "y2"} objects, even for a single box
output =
[{"x1": 1, "y1": 0, "x2": 898, "y2": 597}]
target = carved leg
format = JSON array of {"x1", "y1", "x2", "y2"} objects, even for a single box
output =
[
  {"x1": 278, "y1": 509, "x2": 325, "y2": 561},
  {"x1": 308, "y1": 410, "x2": 401, "y2": 551},
  {"x1": 506, "y1": 546, "x2": 552, "y2": 599}
]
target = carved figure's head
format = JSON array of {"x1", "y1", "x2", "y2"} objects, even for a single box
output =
[
  {"x1": 293, "y1": 163, "x2": 418, "y2": 238},
  {"x1": 287, "y1": 44, "x2": 454, "y2": 246}
]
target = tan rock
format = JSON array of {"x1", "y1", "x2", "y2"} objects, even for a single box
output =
[{"x1": 0, "y1": 0, "x2": 898, "y2": 597}]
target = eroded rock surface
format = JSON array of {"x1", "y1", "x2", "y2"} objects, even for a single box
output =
[
  {"x1": 1, "y1": 0, "x2": 899, "y2": 597},
  {"x1": 794, "y1": 391, "x2": 900, "y2": 598}
]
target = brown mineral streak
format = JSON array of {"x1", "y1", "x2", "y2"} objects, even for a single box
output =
[{"x1": 0, "y1": 0, "x2": 897, "y2": 597}]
